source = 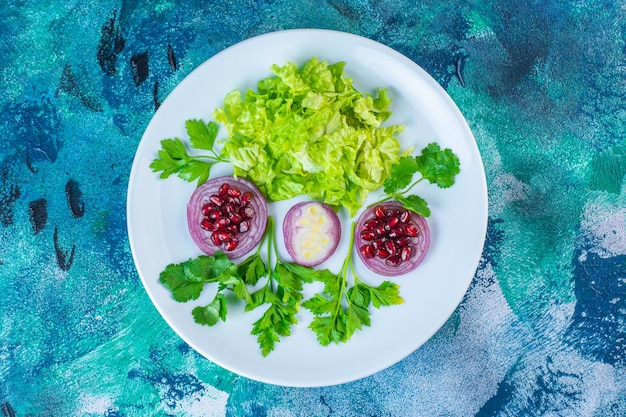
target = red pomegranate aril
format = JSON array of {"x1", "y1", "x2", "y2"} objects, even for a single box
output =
[
  {"x1": 360, "y1": 244, "x2": 376, "y2": 258},
  {"x1": 215, "y1": 217, "x2": 231, "y2": 229},
  {"x1": 372, "y1": 238, "x2": 385, "y2": 249},
  {"x1": 223, "y1": 238, "x2": 239, "y2": 251},
  {"x1": 405, "y1": 223, "x2": 420, "y2": 237},
  {"x1": 364, "y1": 218, "x2": 379, "y2": 230},
  {"x1": 202, "y1": 203, "x2": 214, "y2": 216},
  {"x1": 360, "y1": 229, "x2": 376, "y2": 241},
  {"x1": 400, "y1": 246, "x2": 413, "y2": 261},
  {"x1": 211, "y1": 232, "x2": 222, "y2": 245},
  {"x1": 396, "y1": 236, "x2": 412, "y2": 247},
  {"x1": 384, "y1": 240, "x2": 397, "y2": 255},
  {"x1": 218, "y1": 183, "x2": 230, "y2": 196},
  {"x1": 388, "y1": 216, "x2": 401, "y2": 228},
  {"x1": 240, "y1": 206, "x2": 255, "y2": 219},
  {"x1": 400, "y1": 210, "x2": 411, "y2": 223},
  {"x1": 388, "y1": 226, "x2": 404, "y2": 239},
  {"x1": 241, "y1": 192, "x2": 254, "y2": 204},
  {"x1": 208, "y1": 210, "x2": 221, "y2": 221},
  {"x1": 386, "y1": 255, "x2": 401, "y2": 267},
  {"x1": 238, "y1": 220, "x2": 250, "y2": 233},
  {"x1": 229, "y1": 213, "x2": 243, "y2": 224},
  {"x1": 376, "y1": 248, "x2": 390, "y2": 259},
  {"x1": 374, "y1": 205, "x2": 387, "y2": 220},
  {"x1": 200, "y1": 218, "x2": 215, "y2": 231},
  {"x1": 374, "y1": 224, "x2": 387, "y2": 237},
  {"x1": 227, "y1": 225, "x2": 239, "y2": 234},
  {"x1": 209, "y1": 195, "x2": 224, "y2": 206},
  {"x1": 227, "y1": 187, "x2": 241, "y2": 198}
]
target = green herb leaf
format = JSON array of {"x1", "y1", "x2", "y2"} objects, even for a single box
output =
[
  {"x1": 383, "y1": 155, "x2": 419, "y2": 194},
  {"x1": 252, "y1": 303, "x2": 298, "y2": 356},
  {"x1": 159, "y1": 262, "x2": 204, "y2": 302},
  {"x1": 414, "y1": 142, "x2": 461, "y2": 189},
  {"x1": 396, "y1": 194, "x2": 431, "y2": 218},
  {"x1": 362, "y1": 281, "x2": 404, "y2": 308},
  {"x1": 237, "y1": 252, "x2": 267, "y2": 286},
  {"x1": 186, "y1": 119, "x2": 219, "y2": 151},
  {"x1": 192, "y1": 293, "x2": 228, "y2": 326}
]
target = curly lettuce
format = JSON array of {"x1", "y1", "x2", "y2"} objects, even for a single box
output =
[{"x1": 213, "y1": 57, "x2": 404, "y2": 217}]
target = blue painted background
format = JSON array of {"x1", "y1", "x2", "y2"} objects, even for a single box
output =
[{"x1": 1, "y1": 1, "x2": 625, "y2": 415}]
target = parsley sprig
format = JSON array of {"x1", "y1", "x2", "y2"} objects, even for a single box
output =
[
  {"x1": 158, "y1": 216, "x2": 334, "y2": 356},
  {"x1": 302, "y1": 222, "x2": 404, "y2": 345},
  {"x1": 149, "y1": 119, "x2": 229, "y2": 186},
  {"x1": 377, "y1": 142, "x2": 461, "y2": 217}
]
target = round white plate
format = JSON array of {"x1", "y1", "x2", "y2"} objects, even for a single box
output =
[{"x1": 127, "y1": 29, "x2": 488, "y2": 387}]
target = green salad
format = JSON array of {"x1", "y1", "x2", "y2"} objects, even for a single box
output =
[{"x1": 213, "y1": 57, "x2": 404, "y2": 216}]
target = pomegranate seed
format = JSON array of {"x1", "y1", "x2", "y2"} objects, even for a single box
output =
[
  {"x1": 386, "y1": 255, "x2": 401, "y2": 267},
  {"x1": 227, "y1": 187, "x2": 241, "y2": 198},
  {"x1": 218, "y1": 183, "x2": 230, "y2": 196},
  {"x1": 364, "y1": 218, "x2": 379, "y2": 230},
  {"x1": 388, "y1": 216, "x2": 401, "y2": 228},
  {"x1": 400, "y1": 211, "x2": 411, "y2": 223},
  {"x1": 374, "y1": 205, "x2": 387, "y2": 220},
  {"x1": 224, "y1": 204, "x2": 236, "y2": 214},
  {"x1": 202, "y1": 203, "x2": 215, "y2": 216},
  {"x1": 227, "y1": 225, "x2": 239, "y2": 233},
  {"x1": 241, "y1": 192, "x2": 254, "y2": 204},
  {"x1": 388, "y1": 209, "x2": 401, "y2": 217},
  {"x1": 209, "y1": 195, "x2": 224, "y2": 206},
  {"x1": 372, "y1": 238, "x2": 385, "y2": 249},
  {"x1": 376, "y1": 248, "x2": 390, "y2": 259},
  {"x1": 229, "y1": 196, "x2": 241, "y2": 206},
  {"x1": 208, "y1": 210, "x2": 221, "y2": 221},
  {"x1": 239, "y1": 220, "x2": 250, "y2": 233},
  {"x1": 223, "y1": 238, "x2": 239, "y2": 251},
  {"x1": 360, "y1": 229, "x2": 376, "y2": 241},
  {"x1": 229, "y1": 213, "x2": 243, "y2": 224},
  {"x1": 240, "y1": 206, "x2": 255, "y2": 219},
  {"x1": 396, "y1": 236, "x2": 412, "y2": 247},
  {"x1": 215, "y1": 217, "x2": 231, "y2": 229},
  {"x1": 211, "y1": 232, "x2": 222, "y2": 245},
  {"x1": 405, "y1": 223, "x2": 420, "y2": 237},
  {"x1": 388, "y1": 226, "x2": 404, "y2": 239},
  {"x1": 200, "y1": 218, "x2": 215, "y2": 231},
  {"x1": 374, "y1": 224, "x2": 387, "y2": 237},
  {"x1": 217, "y1": 231, "x2": 233, "y2": 242},
  {"x1": 360, "y1": 244, "x2": 375, "y2": 258},
  {"x1": 400, "y1": 246, "x2": 413, "y2": 261},
  {"x1": 384, "y1": 240, "x2": 397, "y2": 255}
]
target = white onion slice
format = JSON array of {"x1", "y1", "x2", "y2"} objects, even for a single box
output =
[{"x1": 283, "y1": 201, "x2": 341, "y2": 267}]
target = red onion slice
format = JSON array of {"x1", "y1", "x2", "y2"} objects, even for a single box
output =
[
  {"x1": 187, "y1": 176, "x2": 268, "y2": 259},
  {"x1": 354, "y1": 201, "x2": 430, "y2": 276},
  {"x1": 283, "y1": 201, "x2": 341, "y2": 267}
]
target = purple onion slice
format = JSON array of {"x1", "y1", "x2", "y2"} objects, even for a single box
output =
[
  {"x1": 187, "y1": 176, "x2": 268, "y2": 259},
  {"x1": 354, "y1": 201, "x2": 430, "y2": 276},
  {"x1": 283, "y1": 201, "x2": 341, "y2": 267}
]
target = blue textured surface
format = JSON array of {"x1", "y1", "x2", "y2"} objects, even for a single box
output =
[{"x1": 1, "y1": 1, "x2": 625, "y2": 415}]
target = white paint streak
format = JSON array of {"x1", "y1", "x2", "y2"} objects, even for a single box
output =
[{"x1": 581, "y1": 198, "x2": 626, "y2": 257}]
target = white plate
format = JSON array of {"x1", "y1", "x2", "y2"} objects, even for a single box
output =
[{"x1": 127, "y1": 29, "x2": 488, "y2": 387}]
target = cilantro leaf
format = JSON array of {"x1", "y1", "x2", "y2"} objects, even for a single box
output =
[
  {"x1": 414, "y1": 142, "x2": 460, "y2": 188},
  {"x1": 383, "y1": 155, "x2": 419, "y2": 194},
  {"x1": 159, "y1": 262, "x2": 205, "y2": 302},
  {"x1": 192, "y1": 293, "x2": 228, "y2": 326},
  {"x1": 396, "y1": 194, "x2": 430, "y2": 218}
]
